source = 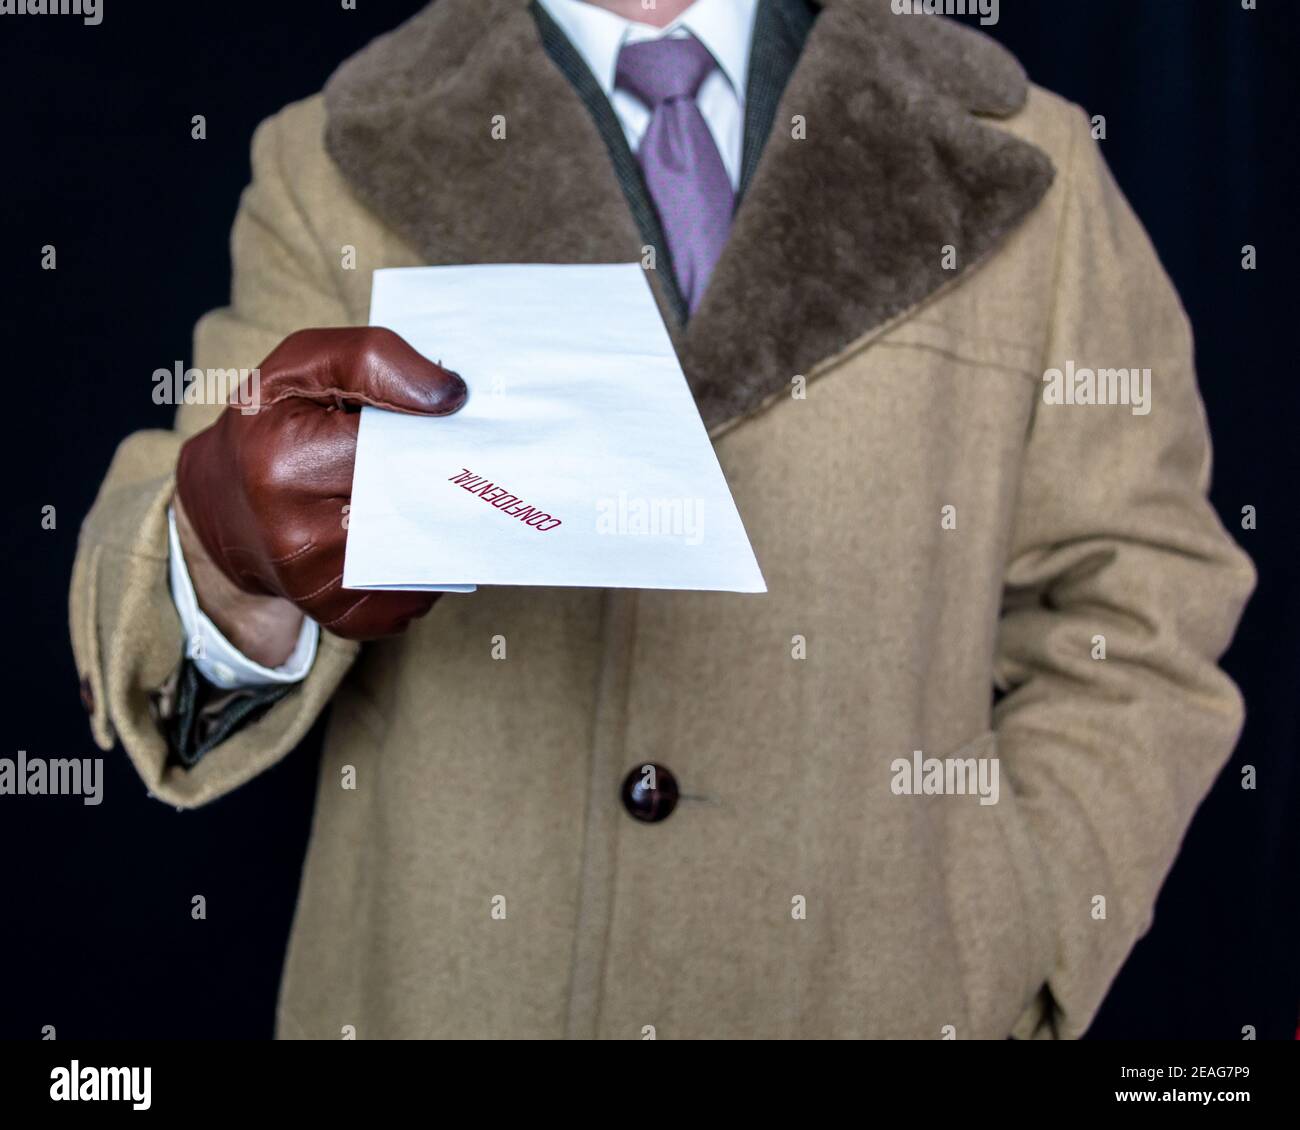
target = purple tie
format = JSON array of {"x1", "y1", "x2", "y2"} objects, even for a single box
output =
[{"x1": 615, "y1": 35, "x2": 735, "y2": 314}]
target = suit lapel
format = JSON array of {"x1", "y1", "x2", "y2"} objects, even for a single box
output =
[
  {"x1": 324, "y1": 0, "x2": 1055, "y2": 434},
  {"x1": 740, "y1": 0, "x2": 819, "y2": 202},
  {"x1": 530, "y1": 0, "x2": 688, "y2": 326},
  {"x1": 529, "y1": 0, "x2": 816, "y2": 329}
]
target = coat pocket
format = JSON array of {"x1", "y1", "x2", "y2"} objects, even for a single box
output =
[{"x1": 933, "y1": 729, "x2": 1057, "y2": 1039}]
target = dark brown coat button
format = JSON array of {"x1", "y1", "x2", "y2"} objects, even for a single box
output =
[{"x1": 620, "y1": 763, "x2": 679, "y2": 823}]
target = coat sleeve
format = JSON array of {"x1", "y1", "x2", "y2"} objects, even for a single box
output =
[
  {"x1": 68, "y1": 104, "x2": 360, "y2": 809},
  {"x1": 991, "y1": 106, "x2": 1256, "y2": 1037}
]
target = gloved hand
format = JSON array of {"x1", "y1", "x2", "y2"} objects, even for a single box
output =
[{"x1": 175, "y1": 326, "x2": 467, "y2": 642}]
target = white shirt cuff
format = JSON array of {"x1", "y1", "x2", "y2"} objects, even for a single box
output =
[{"x1": 166, "y1": 506, "x2": 318, "y2": 690}]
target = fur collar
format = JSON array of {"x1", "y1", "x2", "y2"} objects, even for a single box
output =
[{"x1": 325, "y1": 0, "x2": 1055, "y2": 433}]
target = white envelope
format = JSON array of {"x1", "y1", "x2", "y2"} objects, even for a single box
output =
[{"x1": 342, "y1": 263, "x2": 766, "y2": 594}]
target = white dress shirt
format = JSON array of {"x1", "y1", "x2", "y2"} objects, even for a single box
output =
[
  {"x1": 537, "y1": 0, "x2": 759, "y2": 190},
  {"x1": 167, "y1": 507, "x2": 317, "y2": 689},
  {"x1": 169, "y1": 0, "x2": 759, "y2": 689}
]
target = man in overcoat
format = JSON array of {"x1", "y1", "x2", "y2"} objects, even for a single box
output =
[{"x1": 70, "y1": 0, "x2": 1254, "y2": 1038}]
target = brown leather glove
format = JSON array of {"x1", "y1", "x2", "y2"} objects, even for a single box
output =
[{"x1": 176, "y1": 327, "x2": 467, "y2": 640}]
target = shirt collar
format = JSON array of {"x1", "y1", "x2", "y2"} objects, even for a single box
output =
[{"x1": 535, "y1": 0, "x2": 758, "y2": 102}]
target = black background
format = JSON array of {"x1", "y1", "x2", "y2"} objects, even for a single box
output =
[{"x1": 1, "y1": 0, "x2": 1296, "y2": 1040}]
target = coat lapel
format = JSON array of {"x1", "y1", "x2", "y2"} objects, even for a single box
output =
[{"x1": 324, "y1": 0, "x2": 1055, "y2": 433}]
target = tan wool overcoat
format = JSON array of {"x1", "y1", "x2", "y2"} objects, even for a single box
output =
[{"x1": 69, "y1": 0, "x2": 1255, "y2": 1039}]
